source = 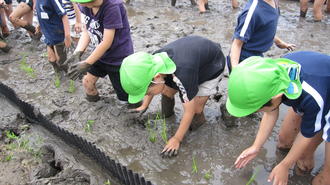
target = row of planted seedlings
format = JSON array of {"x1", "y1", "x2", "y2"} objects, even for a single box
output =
[{"x1": 18, "y1": 52, "x2": 77, "y2": 93}]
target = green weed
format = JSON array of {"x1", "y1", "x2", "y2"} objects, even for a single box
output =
[
  {"x1": 6, "y1": 143, "x2": 17, "y2": 150},
  {"x1": 246, "y1": 168, "x2": 259, "y2": 185},
  {"x1": 68, "y1": 80, "x2": 76, "y2": 93},
  {"x1": 204, "y1": 171, "x2": 212, "y2": 180},
  {"x1": 104, "y1": 179, "x2": 111, "y2": 185},
  {"x1": 6, "y1": 131, "x2": 18, "y2": 140},
  {"x1": 84, "y1": 120, "x2": 95, "y2": 133},
  {"x1": 192, "y1": 156, "x2": 198, "y2": 174},
  {"x1": 19, "y1": 55, "x2": 36, "y2": 78},
  {"x1": 54, "y1": 74, "x2": 61, "y2": 88},
  {"x1": 19, "y1": 139, "x2": 29, "y2": 149}
]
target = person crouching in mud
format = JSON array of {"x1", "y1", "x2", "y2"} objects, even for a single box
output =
[
  {"x1": 226, "y1": 51, "x2": 330, "y2": 185},
  {"x1": 120, "y1": 36, "x2": 225, "y2": 157}
]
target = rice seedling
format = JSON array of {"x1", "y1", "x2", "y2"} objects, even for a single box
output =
[
  {"x1": 19, "y1": 55, "x2": 36, "y2": 78},
  {"x1": 160, "y1": 116, "x2": 168, "y2": 144},
  {"x1": 19, "y1": 139, "x2": 29, "y2": 149},
  {"x1": 246, "y1": 168, "x2": 259, "y2": 185},
  {"x1": 204, "y1": 171, "x2": 212, "y2": 180},
  {"x1": 54, "y1": 74, "x2": 61, "y2": 88},
  {"x1": 192, "y1": 156, "x2": 198, "y2": 174},
  {"x1": 6, "y1": 143, "x2": 17, "y2": 150},
  {"x1": 104, "y1": 179, "x2": 111, "y2": 185},
  {"x1": 4, "y1": 154, "x2": 13, "y2": 162},
  {"x1": 84, "y1": 120, "x2": 95, "y2": 133},
  {"x1": 146, "y1": 116, "x2": 157, "y2": 143},
  {"x1": 6, "y1": 131, "x2": 18, "y2": 140},
  {"x1": 68, "y1": 80, "x2": 76, "y2": 93}
]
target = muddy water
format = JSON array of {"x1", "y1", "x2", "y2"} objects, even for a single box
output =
[{"x1": 0, "y1": 0, "x2": 329, "y2": 184}]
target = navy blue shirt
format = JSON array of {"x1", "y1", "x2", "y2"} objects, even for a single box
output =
[
  {"x1": 282, "y1": 51, "x2": 330, "y2": 142},
  {"x1": 36, "y1": 0, "x2": 66, "y2": 46},
  {"x1": 79, "y1": 0, "x2": 133, "y2": 66},
  {"x1": 234, "y1": 0, "x2": 279, "y2": 61}
]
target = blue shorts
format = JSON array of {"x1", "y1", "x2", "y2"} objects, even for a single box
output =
[{"x1": 17, "y1": 0, "x2": 33, "y2": 8}]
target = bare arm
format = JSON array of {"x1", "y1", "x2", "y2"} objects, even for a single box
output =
[
  {"x1": 62, "y1": 15, "x2": 71, "y2": 48},
  {"x1": 75, "y1": 26, "x2": 90, "y2": 53},
  {"x1": 235, "y1": 108, "x2": 279, "y2": 168},
  {"x1": 84, "y1": 29, "x2": 115, "y2": 65},
  {"x1": 274, "y1": 36, "x2": 296, "y2": 51},
  {"x1": 72, "y1": 3, "x2": 82, "y2": 33},
  {"x1": 230, "y1": 39, "x2": 244, "y2": 69},
  {"x1": 268, "y1": 133, "x2": 315, "y2": 185},
  {"x1": 161, "y1": 98, "x2": 196, "y2": 155},
  {"x1": 135, "y1": 95, "x2": 154, "y2": 111}
]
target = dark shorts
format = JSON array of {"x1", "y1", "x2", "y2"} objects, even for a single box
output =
[
  {"x1": 88, "y1": 61, "x2": 128, "y2": 101},
  {"x1": 4, "y1": 0, "x2": 12, "y2": 4},
  {"x1": 17, "y1": 0, "x2": 33, "y2": 9}
]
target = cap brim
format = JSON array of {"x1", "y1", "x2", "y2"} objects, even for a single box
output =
[
  {"x1": 70, "y1": 0, "x2": 93, "y2": 3},
  {"x1": 225, "y1": 97, "x2": 259, "y2": 117},
  {"x1": 128, "y1": 91, "x2": 146, "y2": 104}
]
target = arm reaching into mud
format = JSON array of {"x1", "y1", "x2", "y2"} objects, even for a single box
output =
[
  {"x1": 235, "y1": 108, "x2": 279, "y2": 168},
  {"x1": 229, "y1": 39, "x2": 244, "y2": 70},
  {"x1": 128, "y1": 95, "x2": 154, "y2": 116},
  {"x1": 161, "y1": 99, "x2": 196, "y2": 157},
  {"x1": 274, "y1": 36, "x2": 296, "y2": 51},
  {"x1": 269, "y1": 133, "x2": 314, "y2": 185}
]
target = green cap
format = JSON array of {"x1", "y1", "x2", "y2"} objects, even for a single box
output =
[
  {"x1": 70, "y1": 0, "x2": 94, "y2": 3},
  {"x1": 120, "y1": 52, "x2": 176, "y2": 103},
  {"x1": 226, "y1": 56, "x2": 302, "y2": 117}
]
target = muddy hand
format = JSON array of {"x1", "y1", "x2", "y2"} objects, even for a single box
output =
[
  {"x1": 234, "y1": 146, "x2": 259, "y2": 169},
  {"x1": 62, "y1": 51, "x2": 83, "y2": 71},
  {"x1": 68, "y1": 61, "x2": 91, "y2": 80},
  {"x1": 160, "y1": 137, "x2": 180, "y2": 158},
  {"x1": 268, "y1": 163, "x2": 289, "y2": 185},
  {"x1": 127, "y1": 107, "x2": 147, "y2": 117}
]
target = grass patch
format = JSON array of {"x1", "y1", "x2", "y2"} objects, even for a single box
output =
[
  {"x1": 84, "y1": 120, "x2": 95, "y2": 133},
  {"x1": 68, "y1": 80, "x2": 76, "y2": 93},
  {"x1": 246, "y1": 168, "x2": 259, "y2": 185},
  {"x1": 4, "y1": 153, "x2": 13, "y2": 162},
  {"x1": 192, "y1": 156, "x2": 198, "y2": 174}
]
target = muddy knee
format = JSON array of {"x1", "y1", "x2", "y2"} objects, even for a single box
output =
[
  {"x1": 82, "y1": 75, "x2": 98, "y2": 95},
  {"x1": 161, "y1": 95, "x2": 175, "y2": 118},
  {"x1": 277, "y1": 133, "x2": 294, "y2": 150}
]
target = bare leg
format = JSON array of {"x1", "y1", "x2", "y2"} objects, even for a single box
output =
[
  {"x1": 198, "y1": 0, "x2": 206, "y2": 13},
  {"x1": 9, "y1": 3, "x2": 33, "y2": 32},
  {"x1": 312, "y1": 142, "x2": 330, "y2": 185},
  {"x1": 0, "y1": 9, "x2": 9, "y2": 36},
  {"x1": 277, "y1": 107, "x2": 302, "y2": 150},
  {"x1": 189, "y1": 96, "x2": 208, "y2": 130},
  {"x1": 326, "y1": 0, "x2": 330, "y2": 13},
  {"x1": 296, "y1": 132, "x2": 323, "y2": 173},
  {"x1": 47, "y1": 46, "x2": 61, "y2": 73},
  {"x1": 300, "y1": 0, "x2": 309, "y2": 17},
  {"x1": 313, "y1": 0, "x2": 326, "y2": 21},
  {"x1": 82, "y1": 73, "x2": 100, "y2": 102}
]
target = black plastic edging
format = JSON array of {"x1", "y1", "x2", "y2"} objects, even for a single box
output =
[{"x1": 0, "y1": 82, "x2": 153, "y2": 185}]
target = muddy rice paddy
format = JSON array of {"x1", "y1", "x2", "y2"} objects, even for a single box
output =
[{"x1": 0, "y1": 0, "x2": 329, "y2": 184}]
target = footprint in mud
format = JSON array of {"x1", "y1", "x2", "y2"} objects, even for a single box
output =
[{"x1": 30, "y1": 145, "x2": 91, "y2": 185}]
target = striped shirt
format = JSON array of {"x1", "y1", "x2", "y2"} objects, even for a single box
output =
[{"x1": 283, "y1": 51, "x2": 330, "y2": 142}]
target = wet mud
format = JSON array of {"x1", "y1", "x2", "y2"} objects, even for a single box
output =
[{"x1": 0, "y1": 0, "x2": 329, "y2": 184}]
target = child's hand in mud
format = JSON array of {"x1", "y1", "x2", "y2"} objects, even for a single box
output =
[
  {"x1": 234, "y1": 145, "x2": 260, "y2": 169},
  {"x1": 268, "y1": 163, "x2": 290, "y2": 185},
  {"x1": 68, "y1": 61, "x2": 91, "y2": 80},
  {"x1": 160, "y1": 136, "x2": 180, "y2": 158},
  {"x1": 275, "y1": 41, "x2": 296, "y2": 51},
  {"x1": 127, "y1": 106, "x2": 147, "y2": 117}
]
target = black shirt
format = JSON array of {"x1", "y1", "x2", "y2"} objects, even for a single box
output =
[{"x1": 154, "y1": 35, "x2": 225, "y2": 102}]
